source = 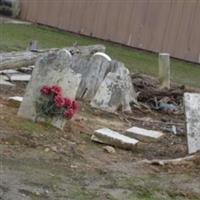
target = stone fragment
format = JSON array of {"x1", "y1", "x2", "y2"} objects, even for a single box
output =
[
  {"x1": 18, "y1": 49, "x2": 81, "y2": 129},
  {"x1": 0, "y1": 75, "x2": 15, "y2": 86},
  {"x1": 184, "y1": 93, "x2": 200, "y2": 154},
  {"x1": 126, "y1": 127, "x2": 163, "y2": 142},
  {"x1": 103, "y1": 145, "x2": 116, "y2": 153},
  {"x1": 91, "y1": 61, "x2": 137, "y2": 112},
  {"x1": 92, "y1": 128, "x2": 139, "y2": 150},
  {"x1": 8, "y1": 96, "x2": 23, "y2": 102},
  {"x1": 9, "y1": 74, "x2": 31, "y2": 81}
]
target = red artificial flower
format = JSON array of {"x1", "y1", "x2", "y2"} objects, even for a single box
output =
[
  {"x1": 51, "y1": 85, "x2": 61, "y2": 95},
  {"x1": 40, "y1": 85, "x2": 51, "y2": 95},
  {"x1": 54, "y1": 95, "x2": 65, "y2": 107},
  {"x1": 64, "y1": 108, "x2": 74, "y2": 119},
  {"x1": 71, "y1": 100, "x2": 79, "y2": 111},
  {"x1": 64, "y1": 97, "x2": 72, "y2": 108}
]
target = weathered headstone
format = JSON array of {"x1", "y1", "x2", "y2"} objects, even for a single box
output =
[
  {"x1": 72, "y1": 54, "x2": 111, "y2": 100},
  {"x1": 18, "y1": 49, "x2": 81, "y2": 129},
  {"x1": 184, "y1": 93, "x2": 200, "y2": 154},
  {"x1": 91, "y1": 61, "x2": 137, "y2": 112}
]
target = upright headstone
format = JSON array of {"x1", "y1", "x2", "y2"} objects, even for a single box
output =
[
  {"x1": 18, "y1": 49, "x2": 81, "y2": 129},
  {"x1": 184, "y1": 93, "x2": 200, "y2": 154},
  {"x1": 159, "y1": 53, "x2": 170, "y2": 89}
]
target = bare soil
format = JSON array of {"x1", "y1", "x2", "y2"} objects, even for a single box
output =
[{"x1": 0, "y1": 82, "x2": 200, "y2": 200}]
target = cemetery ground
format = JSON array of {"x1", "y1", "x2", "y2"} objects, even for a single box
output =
[
  {"x1": 1, "y1": 20, "x2": 200, "y2": 200},
  {"x1": 1, "y1": 81, "x2": 200, "y2": 200}
]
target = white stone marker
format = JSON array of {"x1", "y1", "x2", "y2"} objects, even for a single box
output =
[
  {"x1": 184, "y1": 93, "x2": 200, "y2": 154},
  {"x1": 18, "y1": 49, "x2": 81, "y2": 129},
  {"x1": 91, "y1": 128, "x2": 139, "y2": 150},
  {"x1": 159, "y1": 53, "x2": 170, "y2": 89},
  {"x1": 126, "y1": 127, "x2": 163, "y2": 142}
]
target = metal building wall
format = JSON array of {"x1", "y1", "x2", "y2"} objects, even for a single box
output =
[{"x1": 20, "y1": 0, "x2": 200, "y2": 63}]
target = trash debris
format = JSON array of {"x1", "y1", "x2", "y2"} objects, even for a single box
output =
[
  {"x1": 92, "y1": 128, "x2": 139, "y2": 150},
  {"x1": 8, "y1": 74, "x2": 31, "y2": 81},
  {"x1": 125, "y1": 127, "x2": 163, "y2": 142},
  {"x1": 0, "y1": 75, "x2": 15, "y2": 86}
]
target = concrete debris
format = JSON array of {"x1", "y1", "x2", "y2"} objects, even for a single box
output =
[
  {"x1": 8, "y1": 74, "x2": 31, "y2": 81},
  {"x1": 0, "y1": 75, "x2": 15, "y2": 86},
  {"x1": 103, "y1": 145, "x2": 116, "y2": 153},
  {"x1": 92, "y1": 128, "x2": 139, "y2": 150},
  {"x1": 8, "y1": 96, "x2": 23, "y2": 102},
  {"x1": 126, "y1": 127, "x2": 163, "y2": 142}
]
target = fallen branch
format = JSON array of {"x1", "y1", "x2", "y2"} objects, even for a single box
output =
[{"x1": 138, "y1": 153, "x2": 200, "y2": 166}]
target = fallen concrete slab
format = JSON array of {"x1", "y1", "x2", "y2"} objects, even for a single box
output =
[
  {"x1": 8, "y1": 96, "x2": 23, "y2": 102},
  {"x1": 126, "y1": 127, "x2": 163, "y2": 142},
  {"x1": 8, "y1": 74, "x2": 31, "y2": 81},
  {"x1": 91, "y1": 128, "x2": 139, "y2": 150},
  {"x1": 0, "y1": 75, "x2": 15, "y2": 86}
]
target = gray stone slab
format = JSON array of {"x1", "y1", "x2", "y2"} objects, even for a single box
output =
[
  {"x1": 126, "y1": 127, "x2": 163, "y2": 142},
  {"x1": 184, "y1": 93, "x2": 200, "y2": 154},
  {"x1": 91, "y1": 128, "x2": 139, "y2": 150},
  {"x1": 18, "y1": 49, "x2": 81, "y2": 129}
]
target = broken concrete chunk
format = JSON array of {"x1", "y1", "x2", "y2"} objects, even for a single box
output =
[
  {"x1": 126, "y1": 127, "x2": 163, "y2": 142},
  {"x1": 103, "y1": 145, "x2": 116, "y2": 153},
  {"x1": 8, "y1": 96, "x2": 23, "y2": 102},
  {"x1": 92, "y1": 128, "x2": 139, "y2": 150},
  {"x1": 0, "y1": 75, "x2": 15, "y2": 86},
  {"x1": 184, "y1": 93, "x2": 200, "y2": 154}
]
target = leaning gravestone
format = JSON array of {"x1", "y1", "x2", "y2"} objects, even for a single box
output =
[
  {"x1": 18, "y1": 49, "x2": 81, "y2": 129},
  {"x1": 91, "y1": 61, "x2": 137, "y2": 112},
  {"x1": 184, "y1": 93, "x2": 200, "y2": 154}
]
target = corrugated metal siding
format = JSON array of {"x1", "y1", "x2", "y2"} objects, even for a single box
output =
[{"x1": 20, "y1": 0, "x2": 200, "y2": 63}]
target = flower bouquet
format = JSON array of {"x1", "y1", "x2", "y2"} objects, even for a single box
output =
[{"x1": 35, "y1": 85, "x2": 78, "y2": 121}]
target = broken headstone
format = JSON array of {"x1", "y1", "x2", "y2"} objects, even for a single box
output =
[{"x1": 184, "y1": 93, "x2": 200, "y2": 154}]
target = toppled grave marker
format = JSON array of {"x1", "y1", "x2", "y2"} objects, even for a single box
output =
[
  {"x1": 18, "y1": 49, "x2": 81, "y2": 129},
  {"x1": 126, "y1": 127, "x2": 163, "y2": 142},
  {"x1": 184, "y1": 93, "x2": 200, "y2": 154},
  {"x1": 91, "y1": 128, "x2": 139, "y2": 150}
]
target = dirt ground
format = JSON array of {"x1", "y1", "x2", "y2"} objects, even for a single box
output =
[{"x1": 0, "y1": 82, "x2": 200, "y2": 200}]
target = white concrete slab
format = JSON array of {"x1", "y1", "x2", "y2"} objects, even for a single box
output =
[
  {"x1": 8, "y1": 96, "x2": 23, "y2": 102},
  {"x1": 9, "y1": 74, "x2": 31, "y2": 81},
  {"x1": 126, "y1": 127, "x2": 163, "y2": 141},
  {"x1": 92, "y1": 128, "x2": 139, "y2": 150},
  {"x1": 184, "y1": 93, "x2": 200, "y2": 154}
]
